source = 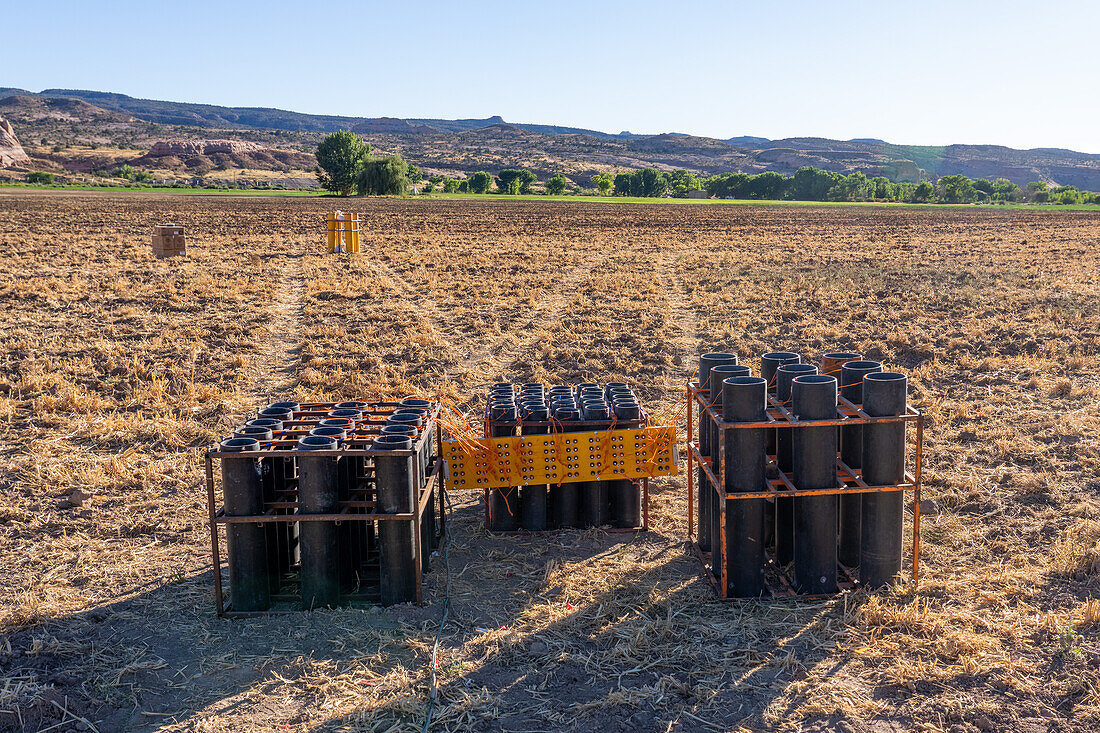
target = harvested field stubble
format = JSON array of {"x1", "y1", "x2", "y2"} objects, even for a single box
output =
[{"x1": 1, "y1": 189, "x2": 1099, "y2": 732}]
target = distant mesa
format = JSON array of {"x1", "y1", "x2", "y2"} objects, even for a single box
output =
[
  {"x1": 0, "y1": 94, "x2": 134, "y2": 123},
  {"x1": 725, "y1": 136, "x2": 771, "y2": 147},
  {"x1": 351, "y1": 117, "x2": 437, "y2": 135},
  {"x1": 148, "y1": 139, "x2": 266, "y2": 157},
  {"x1": 0, "y1": 116, "x2": 31, "y2": 168},
  {"x1": 475, "y1": 122, "x2": 523, "y2": 134}
]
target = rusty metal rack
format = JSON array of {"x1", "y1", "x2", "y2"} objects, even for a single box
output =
[
  {"x1": 686, "y1": 382, "x2": 923, "y2": 600},
  {"x1": 204, "y1": 400, "x2": 444, "y2": 617}
]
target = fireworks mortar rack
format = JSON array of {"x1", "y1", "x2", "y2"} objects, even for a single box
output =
[
  {"x1": 687, "y1": 351, "x2": 924, "y2": 600},
  {"x1": 204, "y1": 398, "x2": 443, "y2": 616},
  {"x1": 442, "y1": 382, "x2": 678, "y2": 533}
]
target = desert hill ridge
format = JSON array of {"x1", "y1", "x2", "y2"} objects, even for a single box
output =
[{"x1": 2, "y1": 86, "x2": 1099, "y2": 189}]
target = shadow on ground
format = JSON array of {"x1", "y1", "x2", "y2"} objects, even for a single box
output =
[{"x1": 3, "y1": 493, "x2": 875, "y2": 733}]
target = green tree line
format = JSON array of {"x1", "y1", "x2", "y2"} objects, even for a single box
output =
[{"x1": 315, "y1": 131, "x2": 1100, "y2": 204}]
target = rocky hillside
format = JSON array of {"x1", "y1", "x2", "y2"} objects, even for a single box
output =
[
  {"x1": 2, "y1": 86, "x2": 1100, "y2": 189},
  {"x1": 0, "y1": 117, "x2": 30, "y2": 167}
]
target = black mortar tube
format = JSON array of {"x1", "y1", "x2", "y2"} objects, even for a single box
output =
[
  {"x1": 488, "y1": 403, "x2": 520, "y2": 531},
  {"x1": 373, "y1": 434, "x2": 418, "y2": 605},
  {"x1": 761, "y1": 352, "x2": 800, "y2": 552},
  {"x1": 792, "y1": 374, "x2": 839, "y2": 595},
  {"x1": 708, "y1": 364, "x2": 751, "y2": 562},
  {"x1": 860, "y1": 372, "x2": 908, "y2": 588},
  {"x1": 580, "y1": 401, "x2": 612, "y2": 528},
  {"x1": 761, "y1": 352, "x2": 801, "y2": 449},
  {"x1": 697, "y1": 352, "x2": 738, "y2": 552},
  {"x1": 553, "y1": 407, "x2": 583, "y2": 528},
  {"x1": 520, "y1": 405, "x2": 550, "y2": 530},
  {"x1": 721, "y1": 376, "x2": 768, "y2": 597},
  {"x1": 310, "y1": 427, "x2": 353, "y2": 584},
  {"x1": 297, "y1": 435, "x2": 341, "y2": 609},
  {"x1": 610, "y1": 401, "x2": 643, "y2": 528},
  {"x1": 220, "y1": 437, "x2": 270, "y2": 612},
  {"x1": 249, "y1": 418, "x2": 293, "y2": 583},
  {"x1": 774, "y1": 363, "x2": 818, "y2": 566},
  {"x1": 234, "y1": 426, "x2": 282, "y2": 592},
  {"x1": 838, "y1": 360, "x2": 883, "y2": 568}
]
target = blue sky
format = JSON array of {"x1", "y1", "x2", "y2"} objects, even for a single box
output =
[{"x1": 4, "y1": 1, "x2": 1097, "y2": 152}]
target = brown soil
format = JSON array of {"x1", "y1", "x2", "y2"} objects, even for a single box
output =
[{"x1": 0, "y1": 191, "x2": 1098, "y2": 732}]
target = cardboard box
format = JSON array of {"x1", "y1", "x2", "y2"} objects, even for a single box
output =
[{"x1": 152, "y1": 224, "x2": 186, "y2": 258}]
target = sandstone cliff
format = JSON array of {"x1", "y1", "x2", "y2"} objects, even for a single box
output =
[{"x1": 0, "y1": 117, "x2": 31, "y2": 167}]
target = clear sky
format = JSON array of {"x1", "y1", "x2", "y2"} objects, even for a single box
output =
[{"x1": 4, "y1": 0, "x2": 1098, "y2": 152}]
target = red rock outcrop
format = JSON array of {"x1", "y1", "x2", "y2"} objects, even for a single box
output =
[{"x1": 0, "y1": 117, "x2": 31, "y2": 167}]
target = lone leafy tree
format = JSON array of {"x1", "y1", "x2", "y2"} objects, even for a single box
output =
[
  {"x1": 315, "y1": 131, "x2": 369, "y2": 196},
  {"x1": 356, "y1": 154, "x2": 411, "y2": 195}
]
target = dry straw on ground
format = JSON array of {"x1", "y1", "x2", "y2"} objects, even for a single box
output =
[{"x1": 0, "y1": 190, "x2": 1098, "y2": 732}]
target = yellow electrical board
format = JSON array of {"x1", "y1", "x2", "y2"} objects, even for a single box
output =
[{"x1": 443, "y1": 426, "x2": 677, "y2": 491}]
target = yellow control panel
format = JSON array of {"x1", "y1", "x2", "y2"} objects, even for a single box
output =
[{"x1": 443, "y1": 426, "x2": 677, "y2": 490}]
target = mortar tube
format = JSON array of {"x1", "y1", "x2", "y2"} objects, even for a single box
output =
[
  {"x1": 311, "y1": 427, "x2": 354, "y2": 583},
  {"x1": 260, "y1": 407, "x2": 293, "y2": 422},
  {"x1": 519, "y1": 405, "x2": 550, "y2": 530},
  {"x1": 233, "y1": 426, "x2": 280, "y2": 590},
  {"x1": 774, "y1": 363, "x2": 818, "y2": 567},
  {"x1": 393, "y1": 408, "x2": 431, "y2": 484},
  {"x1": 697, "y1": 352, "x2": 739, "y2": 553},
  {"x1": 334, "y1": 401, "x2": 368, "y2": 411},
  {"x1": 328, "y1": 408, "x2": 363, "y2": 420},
  {"x1": 838, "y1": 360, "x2": 883, "y2": 568},
  {"x1": 488, "y1": 404, "x2": 520, "y2": 531},
  {"x1": 318, "y1": 417, "x2": 353, "y2": 429},
  {"x1": 708, "y1": 364, "x2": 752, "y2": 567},
  {"x1": 721, "y1": 376, "x2": 769, "y2": 597},
  {"x1": 552, "y1": 407, "x2": 583, "y2": 528},
  {"x1": 248, "y1": 417, "x2": 292, "y2": 581},
  {"x1": 761, "y1": 352, "x2": 800, "y2": 554},
  {"x1": 604, "y1": 383, "x2": 628, "y2": 401},
  {"x1": 792, "y1": 375, "x2": 839, "y2": 595},
  {"x1": 296, "y1": 435, "x2": 342, "y2": 609},
  {"x1": 761, "y1": 352, "x2": 801, "y2": 452},
  {"x1": 609, "y1": 402, "x2": 643, "y2": 528},
  {"x1": 246, "y1": 417, "x2": 283, "y2": 431},
  {"x1": 387, "y1": 413, "x2": 423, "y2": 431},
  {"x1": 373, "y1": 434, "x2": 418, "y2": 605},
  {"x1": 860, "y1": 372, "x2": 908, "y2": 588},
  {"x1": 234, "y1": 425, "x2": 273, "y2": 441},
  {"x1": 402, "y1": 398, "x2": 436, "y2": 541},
  {"x1": 580, "y1": 403, "x2": 611, "y2": 528},
  {"x1": 267, "y1": 401, "x2": 300, "y2": 412},
  {"x1": 820, "y1": 353, "x2": 862, "y2": 381},
  {"x1": 612, "y1": 400, "x2": 640, "y2": 419},
  {"x1": 220, "y1": 437, "x2": 270, "y2": 612},
  {"x1": 821, "y1": 352, "x2": 862, "y2": 452}
]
